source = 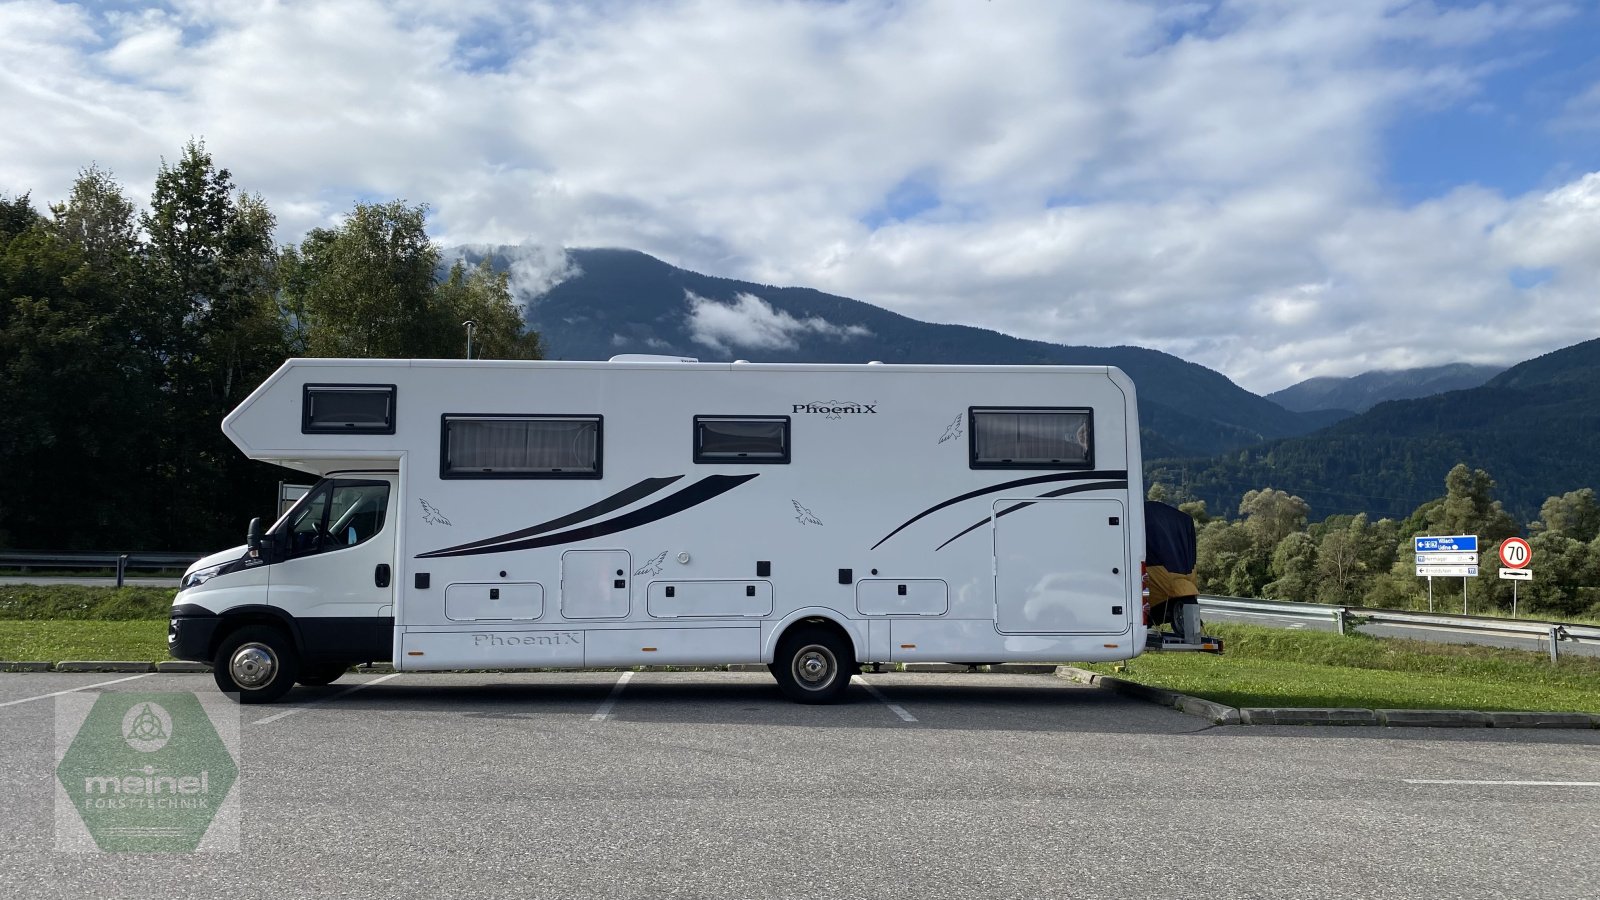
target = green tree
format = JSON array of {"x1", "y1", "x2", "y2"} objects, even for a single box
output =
[
  {"x1": 1532, "y1": 488, "x2": 1600, "y2": 543},
  {"x1": 1264, "y1": 530, "x2": 1317, "y2": 601},
  {"x1": 0, "y1": 177, "x2": 159, "y2": 547},
  {"x1": 141, "y1": 141, "x2": 288, "y2": 546},
  {"x1": 435, "y1": 257, "x2": 542, "y2": 359},
  {"x1": 286, "y1": 201, "x2": 450, "y2": 358},
  {"x1": 1238, "y1": 488, "x2": 1310, "y2": 551}
]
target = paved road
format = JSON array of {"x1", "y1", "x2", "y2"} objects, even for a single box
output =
[
  {"x1": 2, "y1": 670, "x2": 1596, "y2": 899},
  {"x1": 1201, "y1": 606, "x2": 1600, "y2": 658}
]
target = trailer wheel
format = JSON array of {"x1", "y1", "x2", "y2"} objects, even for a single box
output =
[
  {"x1": 296, "y1": 663, "x2": 349, "y2": 687},
  {"x1": 213, "y1": 625, "x2": 299, "y2": 704},
  {"x1": 772, "y1": 627, "x2": 855, "y2": 704}
]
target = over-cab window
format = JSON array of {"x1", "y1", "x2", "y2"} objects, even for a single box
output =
[
  {"x1": 969, "y1": 407, "x2": 1093, "y2": 469},
  {"x1": 694, "y1": 416, "x2": 790, "y2": 464},
  {"x1": 442, "y1": 415, "x2": 602, "y2": 478},
  {"x1": 303, "y1": 384, "x2": 396, "y2": 434}
]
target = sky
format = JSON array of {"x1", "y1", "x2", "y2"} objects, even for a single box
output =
[{"x1": 2, "y1": 0, "x2": 1598, "y2": 394}]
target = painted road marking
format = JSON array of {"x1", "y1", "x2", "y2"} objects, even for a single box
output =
[
  {"x1": 1405, "y1": 779, "x2": 1600, "y2": 787},
  {"x1": 0, "y1": 674, "x2": 153, "y2": 709},
  {"x1": 590, "y1": 671, "x2": 633, "y2": 721},
  {"x1": 252, "y1": 673, "x2": 402, "y2": 726},
  {"x1": 851, "y1": 675, "x2": 917, "y2": 722}
]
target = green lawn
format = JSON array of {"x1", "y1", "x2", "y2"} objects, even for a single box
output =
[
  {"x1": 0, "y1": 620, "x2": 169, "y2": 662},
  {"x1": 1092, "y1": 624, "x2": 1600, "y2": 714}
]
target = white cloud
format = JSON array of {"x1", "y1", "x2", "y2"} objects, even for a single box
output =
[
  {"x1": 0, "y1": 0, "x2": 1595, "y2": 392},
  {"x1": 685, "y1": 291, "x2": 871, "y2": 354}
]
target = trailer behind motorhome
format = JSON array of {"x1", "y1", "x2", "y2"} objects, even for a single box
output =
[{"x1": 171, "y1": 357, "x2": 1162, "y2": 703}]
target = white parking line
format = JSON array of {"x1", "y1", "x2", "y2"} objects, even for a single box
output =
[
  {"x1": 1405, "y1": 779, "x2": 1600, "y2": 787},
  {"x1": 851, "y1": 675, "x2": 917, "y2": 722},
  {"x1": 252, "y1": 673, "x2": 402, "y2": 726},
  {"x1": 0, "y1": 674, "x2": 152, "y2": 709},
  {"x1": 590, "y1": 671, "x2": 633, "y2": 721}
]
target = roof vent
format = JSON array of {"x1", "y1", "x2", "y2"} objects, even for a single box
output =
[{"x1": 608, "y1": 354, "x2": 700, "y2": 363}]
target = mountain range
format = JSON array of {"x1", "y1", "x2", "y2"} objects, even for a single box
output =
[
  {"x1": 455, "y1": 246, "x2": 1342, "y2": 459},
  {"x1": 451, "y1": 246, "x2": 1594, "y2": 522},
  {"x1": 1267, "y1": 363, "x2": 1505, "y2": 414}
]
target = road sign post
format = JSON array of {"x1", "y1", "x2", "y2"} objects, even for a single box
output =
[
  {"x1": 1498, "y1": 538, "x2": 1533, "y2": 616},
  {"x1": 1414, "y1": 536, "x2": 1478, "y2": 614}
]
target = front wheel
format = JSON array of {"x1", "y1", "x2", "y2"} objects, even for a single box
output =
[
  {"x1": 771, "y1": 628, "x2": 856, "y2": 704},
  {"x1": 213, "y1": 626, "x2": 300, "y2": 704}
]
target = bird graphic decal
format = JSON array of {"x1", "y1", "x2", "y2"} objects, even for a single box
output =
[
  {"x1": 420, "y1": 499, "x2": 452, "y2": 526},
  {"x1": 633, "y1": 551, "x2": 668, "y2": 577},
  {"x1": 793, "y1": 501, "x2": 823, "y2": 526},
  {"x1": 938, "y1": 412, "x2": 964, "y2": 444}
]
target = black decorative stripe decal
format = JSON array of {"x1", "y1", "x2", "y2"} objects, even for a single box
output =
[
  {"x1": 418, "y1": 474, "x2": 758, "y2": 558},
  {"x1": 871, "y1": 470, "x2": 1130, "y2": 550},
  {"x1": 424, "y1": 475, "x2": 685, "y2": 556},
  {"x1": 934, "y1": 481, "x2": 1129, "y2": 551}
]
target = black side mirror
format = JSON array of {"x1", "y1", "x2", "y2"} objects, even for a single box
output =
[{"x1": 247, "y1": 517, "x2": 264, "y2": 555}]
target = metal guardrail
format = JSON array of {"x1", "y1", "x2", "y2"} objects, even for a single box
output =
[
  {"x1": 1198, "y1": 594, "x2": 1600, "y2": 662},
  {"x1": 0, "y1": 551, "x2": 205, "y2": 587}
]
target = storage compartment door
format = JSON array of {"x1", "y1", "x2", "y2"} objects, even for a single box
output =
[
  {"x1": 560, "y1": 550, "x2": 631, "y2": 619},
  {"x1": 994, "y1": 498, "x2": 1129, "y2": 634}
]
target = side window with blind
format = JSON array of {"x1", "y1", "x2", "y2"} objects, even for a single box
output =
[
  {"x1": 694, "y1": 416, "x2": 790, "y2": 464},
  {"x1": 969, "y1": 407, "x2": 1093, "y2": 470},
  {"x1": 303, "y1": 384, "x2": 396, "y2": 434},
  {"x1": 441, "y1": 415, "x2": 602, "y2": 479}
]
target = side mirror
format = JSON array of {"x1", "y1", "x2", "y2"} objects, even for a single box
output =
[{"x1": 246, "y1": 517, "x2": 264, "y2": 555}]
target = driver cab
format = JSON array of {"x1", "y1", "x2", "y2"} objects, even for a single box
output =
[{"x1": 266, "y1": 473, "x2": 398, "y2": 621}]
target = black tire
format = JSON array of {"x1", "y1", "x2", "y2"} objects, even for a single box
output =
[
  {"x1": 772, "y1": 627, "x2": 856, "y2": 704},
  {"x1": 213, "y1": 625, "x2": 300, "y2": 704},
  {"x1": 296, "y1": 663, "x2": 349, "y2": 687}
]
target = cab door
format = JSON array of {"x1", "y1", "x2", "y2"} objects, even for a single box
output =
[{"x1": 268, "y1": 475, "x2": 397, "y2": 660}]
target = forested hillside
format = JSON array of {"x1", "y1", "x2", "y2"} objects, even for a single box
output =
[{"x1": 1149, "y1": 339, "x2": 1600, "y2": 522}]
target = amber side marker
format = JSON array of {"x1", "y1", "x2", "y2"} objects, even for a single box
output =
[{"x1": 899, "y1": 644, "x2": 916, "y2": 649}]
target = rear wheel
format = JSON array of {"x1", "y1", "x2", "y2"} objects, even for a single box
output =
[
  {"x1": 213, "y1": 625, "x2": 299, "y2": 704},
  {"x1": 771, "y1": 627, "x2": 856, "y2": 704},
  {"x1": 296, "y1": 663, "x2": 349, "y2": 687}
]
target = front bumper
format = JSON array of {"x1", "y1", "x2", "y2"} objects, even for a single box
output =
[{"x1": 168, "y1": 604, "x2": 221, "y2": 663}]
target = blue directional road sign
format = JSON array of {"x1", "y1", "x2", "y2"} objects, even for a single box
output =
[{"x1": 1415, "y1": 534, "x2": 1477, "y2": 553}]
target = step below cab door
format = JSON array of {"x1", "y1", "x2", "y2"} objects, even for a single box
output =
[
  {"x1": 994, "y1": 497, "x2": 1130, "y2": 634},
  {"x1": 268, "y1": 475, "x2": 398, "y2": 660}
]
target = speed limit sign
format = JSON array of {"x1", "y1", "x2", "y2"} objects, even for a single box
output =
[{"x1": 1499, "y1": 537, "x2": 1531, "y2": 569}]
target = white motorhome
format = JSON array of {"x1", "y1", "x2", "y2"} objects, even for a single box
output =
[{"x1": 172, "y1": 357, "x2": 1162, "y2": 704}]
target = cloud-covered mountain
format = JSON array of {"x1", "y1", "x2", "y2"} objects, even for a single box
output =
[
  {"x1": 1268, "y1": 364, "x2": 1506, "y2": 414},
  {"x1": 451, "y1": 246, "x2": 1336, "y2": 459}
]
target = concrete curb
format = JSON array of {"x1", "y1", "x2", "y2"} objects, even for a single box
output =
[
  {"x1": 54, "y1": 661, "x2": 155, "y2": 673},
  {"x1": 0, "y1": 661, "x2": 52, "y2": 672},
  {"x1": 1376, "y1": 709, "x2": 1489, "y2": 728},
  {"x1": 1054, "y1": 666, "x2": 1241, "y2": 725},
  {"x1": 154, "y1": 661, "x2": 211, "y2": 674},
  {"x1": 1240, "y1": 707, "x2": 1378, "y2": 727},
  {"x1": 1485, "y1": 711, "x2": 1598, "y2": 729}
]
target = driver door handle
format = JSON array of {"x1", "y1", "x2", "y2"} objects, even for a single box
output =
[{"x1": 375, "y1": 564, "x2": 391, "y2": 588}]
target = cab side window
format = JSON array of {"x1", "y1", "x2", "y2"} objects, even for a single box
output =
[{"x1": 280, "y1": 480, "x2": 390, "y2": 559}]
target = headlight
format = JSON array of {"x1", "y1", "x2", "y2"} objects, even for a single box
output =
[{"x1": 181, "y1": 563, "x2": 231, "y2": 590}]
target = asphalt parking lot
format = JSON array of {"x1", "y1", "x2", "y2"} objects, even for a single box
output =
[{"x1": 3, "y1": 670, "x2": 1598, "y2": 899}]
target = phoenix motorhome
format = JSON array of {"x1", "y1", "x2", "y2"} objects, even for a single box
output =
[{"x1": 172, "y1": 357, "x2": 1194, "y2": 704}]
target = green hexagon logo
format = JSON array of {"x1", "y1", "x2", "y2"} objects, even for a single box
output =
[{"x1": 56, "y1": 692, "x2": 238, "y2": 852}]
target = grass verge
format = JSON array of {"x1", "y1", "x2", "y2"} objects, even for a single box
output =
[
  {"x1": 0, "y1": 585, "x2": 175, "y2": 620},
  {"x1": 0, "y1": 620, "x2": 169, "y2": 662},
  {"x1": 1089, "y1": 623, "x2": 1600, "y2": 714}
]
